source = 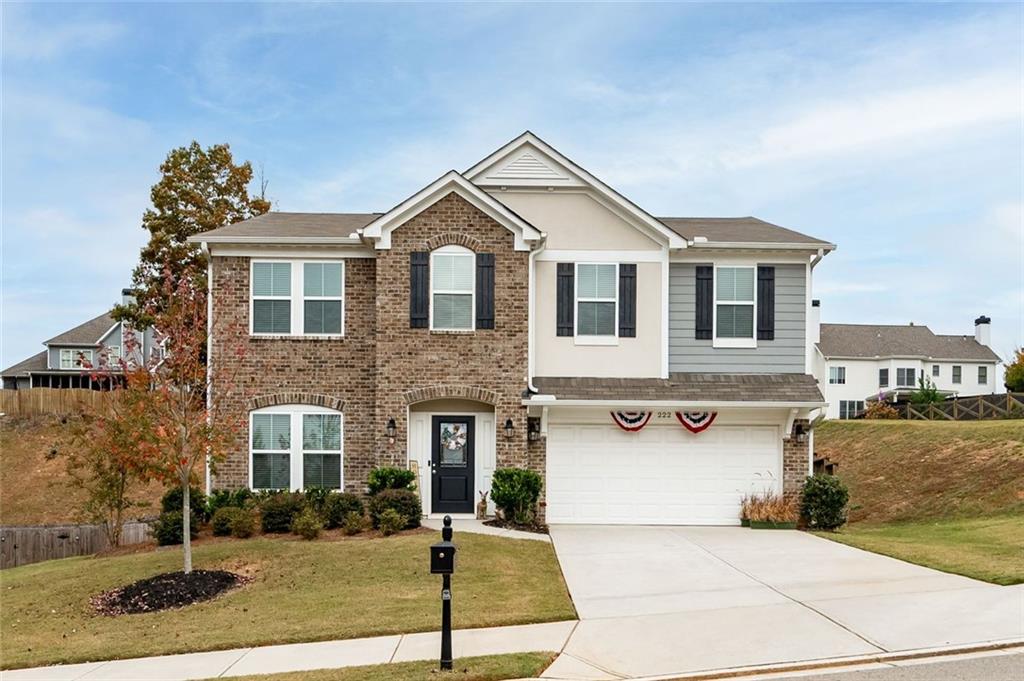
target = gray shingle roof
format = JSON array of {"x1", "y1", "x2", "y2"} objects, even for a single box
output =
[
  {"x1": 533, "y1": 373, "x2": 823, "y2": 403},
  {"x1": 1, "y1": 351, "x2": 48, "y2": 377},
  {"x1": 658, "y1": 217, "x2": 832, "y2": 246},
  {"x1": 44, "y1": 312, "x2": 116, "y2": 346},
  {"x1": 193, "y1": 212, "x2": 380, "y2": 241},
  {"x1": 817, "y1": 324, "x2": 999, "y2": 361}
]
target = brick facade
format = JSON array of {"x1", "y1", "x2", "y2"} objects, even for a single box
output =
[
  {"x1": 209, "y1": 192, "x2": 540, "y2": 499},
  {"x1": 782, "y1": 419, "x2": 811, "y2": 498}
]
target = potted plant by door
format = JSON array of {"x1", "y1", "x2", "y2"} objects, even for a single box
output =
[{"x1": 748, "y1": 493, "x2": 798, "y2": 529}]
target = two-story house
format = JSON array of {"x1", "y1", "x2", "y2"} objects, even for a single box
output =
[
  {"x1": 192, "y1": 132, "x2": 835, "y2": 525},
  {"x1": 813, "y1": 310, "x2": 1000, "y2": 419},
  {"x1": 1, "y1": 290, "x2": 157, "y2": 390}
]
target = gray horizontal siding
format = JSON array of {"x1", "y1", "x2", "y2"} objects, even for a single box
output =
[{"x1": 669, "y1": 263, "x2": 807, "y2": 373}]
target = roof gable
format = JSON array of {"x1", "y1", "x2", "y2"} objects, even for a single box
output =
[
  {"x1": 361, "y1": 171, "x2": 542, "y2": 251},
  {"x1": 44, "y1": 312, "x2": 117, "y2": 346},
  {"x1": 465, "y1": 132, "x2": 686, "y2": 249}
]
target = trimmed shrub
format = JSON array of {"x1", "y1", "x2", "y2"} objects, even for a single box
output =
[
  {"x1": 259, "y1": 492, "x2": 306, "y2": 533},
  {"x1": 491, "y1": 468, "x2": 543, "y2": 525},
  {"x1": 323, "y1": 492, "x2": 364, "y2": 529},
  {"x1": 801, "y1": 475, "x2": 850, "y2": 530},
  {"x1": 368, "y1": 489, "x2": 421, "y2": 529},
  {"x1": 292, "y1": 507, "x2": 323, "y2": 540},
  {"x1": 230, "y1": 510, "x2": 257, "y2": 539},
  {"x1": 207, "y1": 488, "x2": 253, "y2": 518},
  {"x1": 151, "y1": 510, "x2": 199, "y2": 546},
  {"x1": 342, "y1": 510, "x2": 365, "y2": 536},
  {"x1": 377, "y1": 508, "x2": 405, "y2": 536},
  {"x1": 161, "y1": 486, "x2": 208, "y2": 521},
  {"x1": 211, "y1": 507, "x2": 242, "y2": 537},
  {"x1": 367, "y1": 467, "x2": 417, "y2": 495},
  {"x1": 304, "y1": 488, "x2": 331, "y2": 516}
]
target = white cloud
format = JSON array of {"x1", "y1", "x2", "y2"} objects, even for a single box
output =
[{"x1": 1, "y1": 5, "x2": 125, "y2": 60}]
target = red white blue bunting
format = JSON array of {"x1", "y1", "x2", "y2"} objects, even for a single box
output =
[
  {"x1": 675, "y1": 411, "x2": 717, "y2": 434},
  {"x1": 610, "y1": 411, "x2": 652, "y2": 432}
]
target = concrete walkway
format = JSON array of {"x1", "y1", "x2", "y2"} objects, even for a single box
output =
[
  {"x1": 0, "y1": 621, "x2": 576, "y2": 680},
  {"x1": 544, "y1": 526, "x2": 1024, "y2": 680},
  {"x1": 422, "y1": 517, "x2": 551, "y2": 542}
]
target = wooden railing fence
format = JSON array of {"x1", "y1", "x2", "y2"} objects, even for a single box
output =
[
  {"x1": 0, "y1": 388, "x2": 110, "y2": 417},
  {"x1": 0, "y1": 521, "x2": 151, "y2": 570},
  {"x1": 902, "y1": 393, "x2": 1024, "y2": 421}
]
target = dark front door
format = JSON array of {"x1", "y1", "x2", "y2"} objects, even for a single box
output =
[{"x1": 431, "y1": 416, "x2": 475, "y2": 514}]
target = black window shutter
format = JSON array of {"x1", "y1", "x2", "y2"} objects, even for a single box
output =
[
  {"x1": 476, "y1": 253, "x2": 495, "y2": 329},
  {"x1": 695, "y1": 265, "x2": 713, "y2": 340},
  {"x1": 410, "y1": 252, "x2": 429, "y2": 328},
  {"x1": 757, "y1": 265, "x2": 775, "y2": 341},
  {"x1": 556, "y1": 263, "x2": 574, "y2": 336},
  {"x1": 618, "y1": 264, "x2": 637, "y2": 337}
]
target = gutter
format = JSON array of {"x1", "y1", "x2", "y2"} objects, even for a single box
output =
[
  {"x1": 521, "y1": 397, "x2": 827, "y2": 409},
  {"x1": 202, "y1": 241, "x2": 213, "y2": 497},
  {"x1": 685, "y1": 240, "x2": 837, "y2": 252},
  {"x1": 187, "y1": 235, "x2": 365, "y2": 245},
  {"x1": 526, "y1": 232, "x2": 549, "y2": 394}
]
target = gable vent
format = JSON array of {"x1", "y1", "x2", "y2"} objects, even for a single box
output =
[{"x1": 488, "y1": 152, "x2": 569, "y2": 180}]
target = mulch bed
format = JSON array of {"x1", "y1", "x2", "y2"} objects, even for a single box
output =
[
  {"x1": 91, "y1": 569, "x2": 247, "y2": 615},
  {"x1": 483, "y1": 518, "x2": 549, "y2": 535}
]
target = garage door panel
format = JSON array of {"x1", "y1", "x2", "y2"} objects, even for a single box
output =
[{"x1": 546, "y1": 424, "x2": 782, "y2": 525}]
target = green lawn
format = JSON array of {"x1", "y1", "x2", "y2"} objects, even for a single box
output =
[
  {"x1": 0, "y1": 533, "x2": 575, "y2": 670},
  {"x1": 821, "y1": 514, "x2": 1024, "y2": 585},
  {"x1": 210, "y1": 652, "x2": 556, "y2": 681}
]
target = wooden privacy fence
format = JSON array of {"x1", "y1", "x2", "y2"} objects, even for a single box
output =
[
  {"x1": 903, "y1": 393, "x2": 1024, "y2": 421},
  {"x1": 0, "y1": 521, "x2": 151, "y2": 570},
  {"x1": 0, "y1": 388, "x2": 110, "y2": 417}
]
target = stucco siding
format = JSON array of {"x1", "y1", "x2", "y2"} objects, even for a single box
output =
[{"x1": 669, "y1": 262, "x2": 806, "y2": 373}]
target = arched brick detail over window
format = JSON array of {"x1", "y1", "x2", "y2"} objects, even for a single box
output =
[
  {"x1": 423, "y1": 232, "x2": 483, "y2": 252},
  {"x1": 403, "y1": 385, "x2": 499, "y2": 406},
  {"x1": 247, "y1": 392, "x2": 344, "y2": 412}
]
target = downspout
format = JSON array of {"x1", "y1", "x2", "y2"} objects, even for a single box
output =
[
  {"x1": 527, "y1": 233, "x2": 548, "y2": 394},
  {"x1": 202, "y1": 242, "x2": 213, "y2": 496}
]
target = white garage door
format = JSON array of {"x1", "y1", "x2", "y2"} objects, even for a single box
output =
[{"x1": 546, "y1": 423, "x2": 781, "y2": 525}]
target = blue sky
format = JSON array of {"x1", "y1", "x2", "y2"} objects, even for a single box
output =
[{"x1": 3, "y1": 2, "x2": 1022, "y2": 376}]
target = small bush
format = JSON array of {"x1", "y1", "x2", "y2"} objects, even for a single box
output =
[
  {"x1": 292, "y1": 507, "x2": 323, "y2": 540},
  {"x1": 211, "y1": 507, "x2": 242, "y2": 537},
  {"x1": 864, "y1": 401, "x2": 900, "y2": 419},
  {"x1": 746, "y1": 493, "x2": 798, "y2": 523},
  {"x1": 801, "y1": 475, "x2": 850, "y2": 530},
  {"x1": 303, "y1": 488, "x2": 331, "y2": 516},
  {"x1": 368, "y1": 489, "x2": 421, "y2": 529},
  {"x1": 323, "y1": 492, "x2": 364, "y2": 529},
  {"x1": 161, "y1": 486, "x2": 208, "y2": 521},
  {"x1": 491, "y1": 468, "x2": 543, "y2": 525},
  {"x1": 151, "y1": 510, "x2": 199, "y2": 546},
  {"x1": 207, "y1": 488, "x2": 252, "y2": 517},
  {"x1": 367, "y1": 467, "x2": 417, "y2": 495},
  {"x1": 259, "y1": 492, "x2": 306, "y2": 533},
  {"x1": 377, "y1": 508, "x2": 406, "y2": 536},
  {"x1": 342, "y1": 510, "x2": 365, "y2": 535},
  {"x1": 230, "y1": 510, "x2": 257, "y2": 539}
]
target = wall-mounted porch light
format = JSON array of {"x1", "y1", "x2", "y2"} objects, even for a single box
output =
[
  {"x1": 504, "y1": 418, "x2": 514, "y2": 440},
  {"x1": 794, "y1": 423, "x2": 808, "y2": 443},
  {"x1": 386, "y1": 418, "x2": 397, "y2": 444},
  {"x1": 527, "y1": 416, "x2": 542, "y2": 442}
]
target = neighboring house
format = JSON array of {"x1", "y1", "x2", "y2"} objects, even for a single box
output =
[
  {"x1": 813, "y1": 308, "x2": 1000, "y2": 419},
  {"x1": 1, "y1": 290, "x2": 156, "y2": 390},
  {"x1": 191, "y1": 131, "x2": 835, "y2": 526}
]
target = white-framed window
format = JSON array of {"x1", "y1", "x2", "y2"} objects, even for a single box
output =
[
  {"x1": 952, "y1": 365, "x2": 962, "y2": 384},
  {"x1": 104, "y1": 345, "x2": 121, "y2": 367},
  {"x1": 839, "y1": 400, "x2": 865, "y2": 420},
  {"x1": 430, "y1": 246, "x2": 475, "y2": 331},
  {"x1": 59, "y1": 348, "x2": 94, "y2": 369},
  {"x1": 251, "y1": 260, "x2": 345, "y2": 337},
  {"x1": 932, "y1": 364, "x2": 940, "y2": 377},
  {"x1": 713, "y1": 265, "x2": 756, "y2": 348},
  {"x1": 829, "y1": 366, "x2": 846, "y2": 385},
  {"x1": 250, "y1": 405, "x2": 343, "y2": 491},
  {"x1": 879, "y1": 368, "x2": 889, "y2": 388},
  {"x1": 978, "y1": 366, "x2": 988, "y2": 384},
  {"x1": 896, "y1": 368, "x2": 916, "y2": 387},
  {"x1": 575, "y1": 262, "x2": 617, "y2": 338}
]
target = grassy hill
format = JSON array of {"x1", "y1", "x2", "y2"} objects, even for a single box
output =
[
  {"x1": 0, "y1": 415, "x2": 166, "y2": 526},
  {"x1": 814, "y1": 419, "x2": 1024, "y2": 525}
]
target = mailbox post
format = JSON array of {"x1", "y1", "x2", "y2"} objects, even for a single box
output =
[{"x1": 430, "y1": 515, "x2": 457, "y2": 670}]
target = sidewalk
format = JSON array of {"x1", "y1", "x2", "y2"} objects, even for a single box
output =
[{"x1": 0, "y1": 621, "x2": 577, "y2": 681}]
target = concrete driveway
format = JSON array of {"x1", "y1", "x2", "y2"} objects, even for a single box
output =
[{"x1": 545, "y1": 526, "x2": 1023, "y2": 680}]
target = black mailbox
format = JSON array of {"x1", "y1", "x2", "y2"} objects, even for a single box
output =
[{"x1": 430, "y1": 539, "x2": 456, "y2": 574}]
